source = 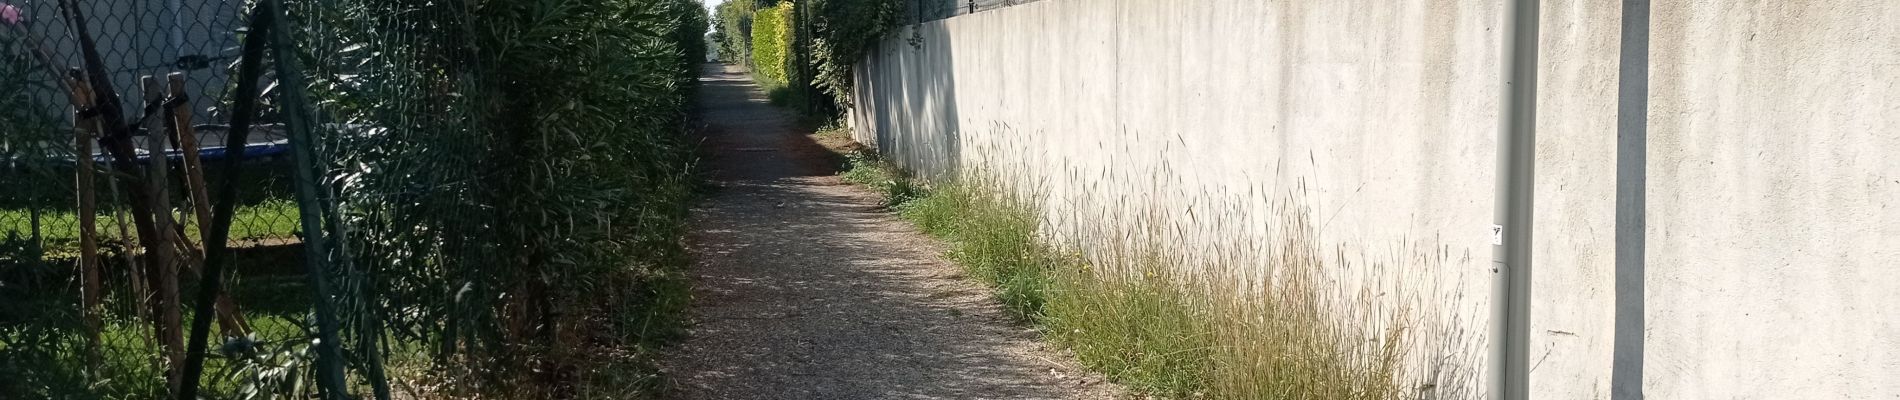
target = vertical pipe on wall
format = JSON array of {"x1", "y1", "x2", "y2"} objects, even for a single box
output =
[{"x1": 1490, "y1": 0, "x2": 1538, "y2": 398}]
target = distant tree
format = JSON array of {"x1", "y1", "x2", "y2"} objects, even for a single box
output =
[{"x1": 713, "y1": 0, "x2": 758, "y2": 63}]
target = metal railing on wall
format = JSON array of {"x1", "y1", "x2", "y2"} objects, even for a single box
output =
[{"x1": 905, "y1": 0, "x2": 1043, "y2": 24}]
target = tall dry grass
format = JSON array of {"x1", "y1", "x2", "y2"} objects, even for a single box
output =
[{"x1": 846, "y1": 153, "x2": 1475, "y2": 399}]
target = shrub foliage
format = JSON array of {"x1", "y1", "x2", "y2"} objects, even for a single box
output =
[
  {"x1": 749, "y1": 2, "x2": 796, "y2": 85},
  {"x1": 712, "y1": 0, "x2": 759, "y2": 63},
  {"x1": 717, "y1": 0, "x2": 904, "y2": 118},
  {"x1": 809, "y1": 0, "x2": 904, "y2": 110},
  {"x1": 1, "y1": 0, "x2": 709, "y2": 396},
  {"x1": 293, "y1": 0, "x2": 710, "y2": 395}
]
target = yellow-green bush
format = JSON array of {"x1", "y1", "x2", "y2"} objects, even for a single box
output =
[{"x1": 750, "y1": 3, "x2": 795, "y2": 86}]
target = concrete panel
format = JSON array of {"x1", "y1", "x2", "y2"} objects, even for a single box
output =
[
  {"x1": 1643, "y1": 1, "x2": 1900, "y2": 398},
  {"x1": 1531, "y1": 0, "x2": 1623, "y2": 397},
  {"x1": 852, "y1": 0, "x2": 1900, "y2": 397}
]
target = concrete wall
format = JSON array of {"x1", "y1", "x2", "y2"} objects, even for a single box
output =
[
  {"x1": 850, "y1": 0, "x2": 1900, "y2": 398},
  {"x1": 12, "y1": 0, "x2": 243, "y2": 122}
]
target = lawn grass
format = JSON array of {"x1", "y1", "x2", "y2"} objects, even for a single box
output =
[
  {"x1": 837, "y1": 149, "x2": 1431, "y2": 399},
  {"x1": 0, "y1": 274, "x2": 369, "y2": 399},
  {"x1": 1, "y1": 155, "x2": 300, "y2": 250},
  {"x1": 0, "y1": 199, "x2": 303, "y2": 255}
]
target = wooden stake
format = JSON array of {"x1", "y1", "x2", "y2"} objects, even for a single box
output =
[
  {"x1": 67, "y1": 72, "x2": 104, "y2": 375},
  {"x1": 167, "y1": 73, "x2": 213, "y2": 259},
  {"x1": 142, "y1": 75, "x2": 184, "y2": 396},
  {"x1": 165, "y1": 73, "x2": 252, "y2": 337}
]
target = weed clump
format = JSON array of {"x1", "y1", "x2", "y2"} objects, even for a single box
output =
[
  {"x1": 839, "y1": 153, "x2": 1453, "y2": 399},
  {"x1": 841, "y1": 150, "x2": 926, "y2": 207}
]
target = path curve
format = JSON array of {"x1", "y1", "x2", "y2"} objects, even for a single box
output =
[{"x1": 661, "y1": 65, "x2": 1119, "y2": 400}]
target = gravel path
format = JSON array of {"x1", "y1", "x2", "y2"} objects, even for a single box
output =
[{"x1": 661, "y1": 65, "x2": 1121, "y2": 400}]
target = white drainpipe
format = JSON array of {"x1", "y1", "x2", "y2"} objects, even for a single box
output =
[{"x1": 1489, "y1": 0, "x2": 1539, "y2": 398}]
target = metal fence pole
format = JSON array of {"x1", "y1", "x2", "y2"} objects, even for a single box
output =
[
  {"x1": 263, "y1": 0, "x2": 351, "y2": 396},
  {"x1": 176, "y1": 2, "x2": 277, "y2": 398}
]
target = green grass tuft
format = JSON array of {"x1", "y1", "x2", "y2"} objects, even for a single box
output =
[
  {"x1": 840, "y1": 151, "x2": 925, "y2": 208},
  {"x1": 1, "y1": 199, "x2": 304, "y2": 255},
  {"x1": 837, "y1": 152, "x2": 1429, "y2": 399}
]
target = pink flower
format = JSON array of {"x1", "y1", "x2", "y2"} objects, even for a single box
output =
[{"x1": 1, "y1": 3, "x2": 21, "y2": 26}]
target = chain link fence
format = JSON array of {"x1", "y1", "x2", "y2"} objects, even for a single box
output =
[
  {"x1": 2, "y1": 0, "x2": 704, "y2": 398},
  {"x1": 3, "y1": 0, "x2": 308, "y2": 397},
  {"x1": 905, "y1": 0, "x2": 1042, "y2": 23}
]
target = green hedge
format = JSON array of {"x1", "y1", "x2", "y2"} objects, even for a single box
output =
[
  {"x1": 749, "y1": 3, "x2": 795, "y2": 85},
  {"x1": 712, "y1": 0, "x2": 757, "y2": 63},
  {"x1": 811, "y1": 0, "x2": 903, "y2": 112}
]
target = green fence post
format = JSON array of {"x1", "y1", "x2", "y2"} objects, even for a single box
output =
[{"x1": 263, "y1": 0, "x2": 351, "y2": 397}]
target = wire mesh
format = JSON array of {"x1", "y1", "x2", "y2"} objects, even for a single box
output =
[
  {"x1": 904, "y1": 0, "x2": 1038, "y2": 23},
  {"x1": 3, "y1": 0, "x2": 310, "y2": 398},
  {"x1": 3, "y1": 0, "x2": 707, "y2": 398}
]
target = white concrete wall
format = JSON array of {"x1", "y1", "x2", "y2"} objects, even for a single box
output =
[
  {"x1": 14, "y1": 0, "x2": 243, "y2": 121},
  {"x1": 850, "y1": 0, "x2": 1900, "y2": 398}
]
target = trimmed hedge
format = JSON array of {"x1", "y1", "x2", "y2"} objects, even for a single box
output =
[{"x1": 749, "y1": 2, "x2": 795, "y2": 85}]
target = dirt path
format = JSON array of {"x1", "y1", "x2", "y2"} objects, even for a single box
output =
[{"x1": 661, "y1": 65, "x2": 1120, "y2": 399}]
